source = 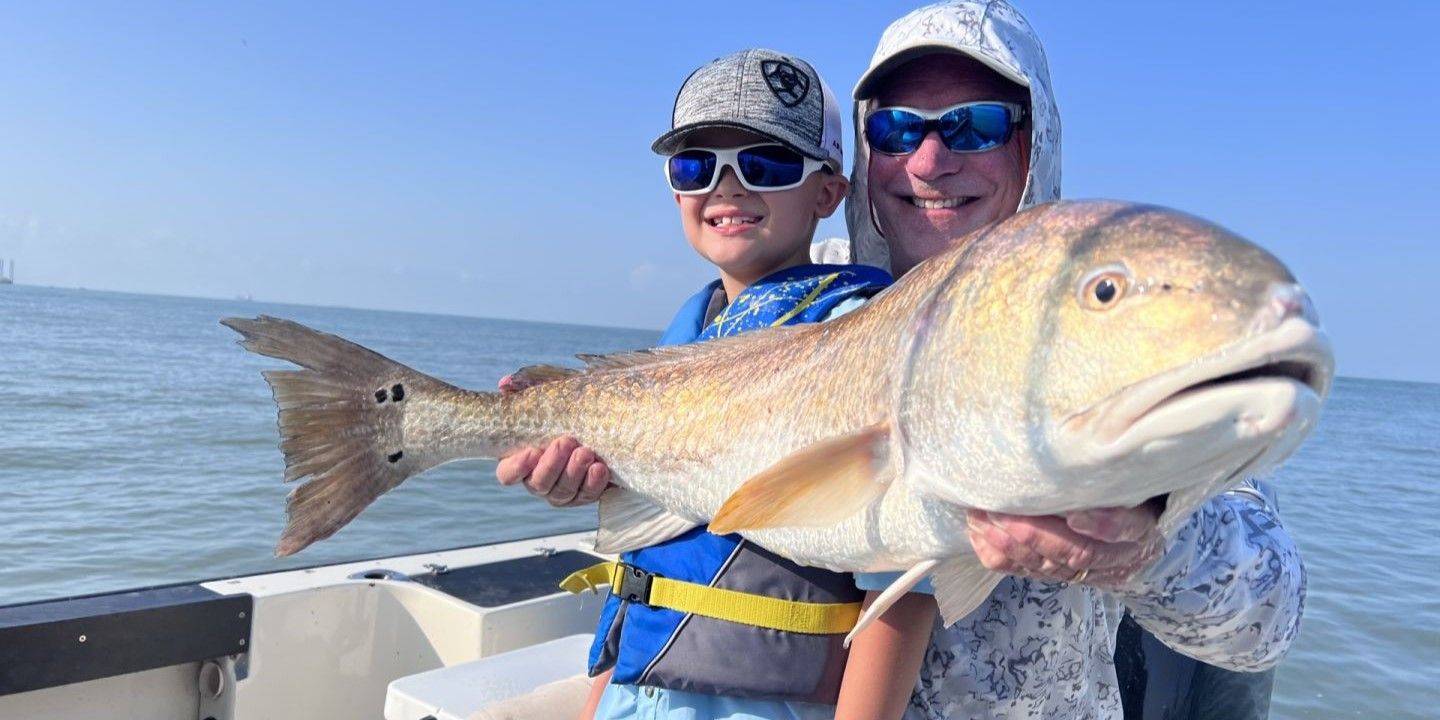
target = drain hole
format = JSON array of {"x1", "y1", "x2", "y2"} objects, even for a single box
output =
[{"x1": 348, "y1": 568, "x2": 409, "y2": 582}]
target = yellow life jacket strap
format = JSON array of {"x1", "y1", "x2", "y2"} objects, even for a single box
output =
[{"x1": 560, "y1": 561, "x2": 861, "y2": 636}]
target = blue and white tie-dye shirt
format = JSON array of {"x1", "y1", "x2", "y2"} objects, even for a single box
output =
[{"x1": 856, "y1": 483, "x2": 1303, "y2": 720}]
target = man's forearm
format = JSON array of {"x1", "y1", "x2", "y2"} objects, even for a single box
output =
[{"x1": 1114, "y1": 485, "x2": 1306, "y2": 671}]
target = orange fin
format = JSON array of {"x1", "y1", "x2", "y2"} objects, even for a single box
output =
[{"x1": 709, "y1": 424, "x2": 891, "y2": 534}]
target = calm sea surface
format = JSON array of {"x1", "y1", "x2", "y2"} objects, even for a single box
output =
[{"x1": 1, "y1": 284, "x2": 1436, "y2": 718}]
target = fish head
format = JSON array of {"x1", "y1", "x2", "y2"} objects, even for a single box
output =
[{"x1": 896, "y1": 200, "x2": 1334, "y2": 514}]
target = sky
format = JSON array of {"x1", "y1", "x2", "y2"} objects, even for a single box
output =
[{"x1": 0, "y1": 2, "x2": 1435, "y2": 383}]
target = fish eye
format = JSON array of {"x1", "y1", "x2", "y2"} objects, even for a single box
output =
[
  {"x1": 1078, "y1": 265, "x2": 1130, "y2": 310},
  {"x1": 1095, "y1": 278, "x2": 1117, "y2": 303}
]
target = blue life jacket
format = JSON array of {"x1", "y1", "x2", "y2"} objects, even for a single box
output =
[{"x1": 587, "y1": 263, "x2": 891, "y2": 704}]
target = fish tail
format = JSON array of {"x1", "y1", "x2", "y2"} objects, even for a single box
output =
[{"x1": 222, "y1": 315, "x2": 481, "y2": 557}]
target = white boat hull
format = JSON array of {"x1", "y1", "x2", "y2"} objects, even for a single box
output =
[{"x1": 0, "y1": 531, "x2": 607, "y2": 720}]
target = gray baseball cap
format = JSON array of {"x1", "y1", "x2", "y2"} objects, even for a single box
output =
[{"x1": 652, "y1": 48, "x2": 844, "y2": 168}]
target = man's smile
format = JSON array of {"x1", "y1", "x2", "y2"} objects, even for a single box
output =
[{"x1": 907, "y1": 195, "x2": 977, "y2": 210}]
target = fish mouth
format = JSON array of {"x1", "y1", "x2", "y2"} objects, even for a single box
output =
[{"x1": 1068, "y1": 316, "x2": 1334, "y2": 460}]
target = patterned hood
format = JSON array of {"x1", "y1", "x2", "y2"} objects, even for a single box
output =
[{"x1": 842, "y1": 0, "x2": 1062, "y2": 271}]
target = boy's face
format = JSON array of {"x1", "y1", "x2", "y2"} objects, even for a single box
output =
[{"x1": 675, "y1": 128, "x2": 848, "y2": 298}]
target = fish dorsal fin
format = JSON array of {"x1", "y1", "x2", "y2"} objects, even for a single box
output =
[
  {"x1": 595, "y1": 486, "x2": 700, "y2": 554},
  {"x1": 508, "y1": 364, "x2": 582, "y2": 390},
  {"x1": 709, "y1": 423, "x2": 892, "y2": 534},
  {"x1": 512, "y1": 330, "x2": 809, "y2": 391},
  {"x1": 931, "y1": 556, "x2": 1004, "y2": 626},
  {"x1": 577, "y1": 324, "x2": 812, "y2": 372},
  {"x1": 575, "y1": 347, "x2": 697, "y2": 370}
]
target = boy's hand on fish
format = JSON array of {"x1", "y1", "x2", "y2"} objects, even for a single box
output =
[
  {"x1": 496, "y1": 436, "x2": 611, "y2": 507},
  {"x1": 966, "y1": 503, "x2": 1164, "y2": 588},
  {"x1": 495, "y1": 375, "x2": 613, "y2": 507}
]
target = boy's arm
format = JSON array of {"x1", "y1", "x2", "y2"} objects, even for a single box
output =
[
  {"x1": 578, "y1": 669, "x2": 612, "y2": 720},
  {"x1": 835, "y1": 591, "x2": 934, "y2": 720}
]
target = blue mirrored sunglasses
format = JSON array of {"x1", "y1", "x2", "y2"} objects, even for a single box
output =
[
  {"x1": 665, "y1": 144, "x2": 827, "y2": 195},
  {"x1": 864, "y1": 101, "x2": 1026, "y2": 156}
]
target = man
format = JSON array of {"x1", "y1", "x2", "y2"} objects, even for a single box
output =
[
  {"x1": 499, "y1": 3, "x2": 1303, "y2": 718},
  {"x1": 834, "y1": 3, "x2": 1300, "y2": 718}
]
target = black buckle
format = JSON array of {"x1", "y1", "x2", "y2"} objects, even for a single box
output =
[{"x1": 614, "y1": 564, "x2": 655, "y2": 605}]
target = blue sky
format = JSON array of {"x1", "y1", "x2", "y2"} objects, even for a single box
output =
[{"x1": 1, "y1": 2, "x2": 1435, "y2": 383}]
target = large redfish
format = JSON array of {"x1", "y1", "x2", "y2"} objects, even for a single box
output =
[{"x1": 223, "y1": 200, "x2": 1333, "y2": 636}]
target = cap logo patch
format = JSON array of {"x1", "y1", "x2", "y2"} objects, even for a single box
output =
[{"x1": 762, "y1": 60, "x2": 810, "y2": 107}]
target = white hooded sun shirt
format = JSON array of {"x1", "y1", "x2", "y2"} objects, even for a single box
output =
[{"x1": 832, "y1": 2, "x2": 1306, "y2": 718}]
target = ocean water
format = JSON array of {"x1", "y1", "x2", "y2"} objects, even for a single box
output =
[{"x1": 1, "y1": 284, "x2": 1436, "y2": 718}]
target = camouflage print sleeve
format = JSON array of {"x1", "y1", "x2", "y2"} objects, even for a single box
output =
[{"x1": 1112, "y1": 481, "x2": 1306, "y2": 671}]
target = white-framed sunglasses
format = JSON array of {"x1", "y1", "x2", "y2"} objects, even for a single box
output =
[{"x1": 664, "y1": 143, "x2": 829, "y2": 195}]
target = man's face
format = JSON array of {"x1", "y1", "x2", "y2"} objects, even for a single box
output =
[{"x1": 867, "y1": 54, "x2": 1029, "y2": 276}]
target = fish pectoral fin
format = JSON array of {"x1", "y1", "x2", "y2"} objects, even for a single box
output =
[
  {"x1": 931, "y1": 556, "x2": 1005, "y2": 626},
  {"x1": 844, "y1": 559, "x2": 940, "y2": 647},
  {"x1": 595, "y1": 486, "x2": 700, "y2": 554},
  {"x1": 709, "y1": 423, "x2": 891, "y2": 534}
]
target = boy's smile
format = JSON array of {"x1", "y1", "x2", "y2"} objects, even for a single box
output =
[{"x1": 704, "y1": 206, "x2": 765, "y2": 233}]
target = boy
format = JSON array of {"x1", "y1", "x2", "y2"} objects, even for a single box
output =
[{"x1": 576, "y1": 49, "x2": 891, "y2": 719}]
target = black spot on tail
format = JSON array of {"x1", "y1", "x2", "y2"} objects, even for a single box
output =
[
  {"x1": 387, "y1": 450, "x2": 404, "y2": 463},
  {"x1": 375, "y1": 384, "x2": 406, "y2": 403}
]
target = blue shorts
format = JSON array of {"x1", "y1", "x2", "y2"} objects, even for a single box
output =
[
  {"x1": 854, "y1": 572, "x2": 935, "y2": 594},
  {"x1": 595, "y1": 683, "x2": 833, "y2": 720}
]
